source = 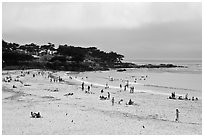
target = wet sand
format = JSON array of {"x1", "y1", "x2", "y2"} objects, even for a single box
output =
[{"x1": 2, "y1": 69, "x2": 202, "y2": 135}]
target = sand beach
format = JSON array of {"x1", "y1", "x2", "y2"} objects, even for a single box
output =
[{"x1": 2, "y1": 69, "x2": 202, "y2": 135}]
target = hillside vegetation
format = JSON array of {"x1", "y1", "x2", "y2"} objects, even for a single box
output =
[
  {"x1": 2, "y1": 40, "x2": 130, "y2": 71},
  {"x1": 2, "y1": 40, "x2": 185, "y2": 71}
]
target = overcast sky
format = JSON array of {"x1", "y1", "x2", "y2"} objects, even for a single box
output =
[{"x1": 2, "y1": 2, "x2": 202, "y2": 60}]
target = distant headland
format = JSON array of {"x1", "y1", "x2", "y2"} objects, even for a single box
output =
[{"x1": 2, "y1": 40, "x2": 186, "y2": 71}]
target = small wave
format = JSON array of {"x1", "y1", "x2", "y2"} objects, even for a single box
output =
[{"x1": 144, "y1": 84, "x2": 197, "y2": 91}]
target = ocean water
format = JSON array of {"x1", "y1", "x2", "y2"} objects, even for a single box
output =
[
  {"x1": 123, "y1": 59, "x2": 202, "y2": 94},
  {"x1": 69, "y1": 58, "x2": 202, "y2": 98},
  {"x1": 124, "y1": 58, "x2": 202, "y2": 74}
]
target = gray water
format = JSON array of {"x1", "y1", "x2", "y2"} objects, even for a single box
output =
[{"x1": 124, "y1": 58, "x2": 202, "y2": 74}]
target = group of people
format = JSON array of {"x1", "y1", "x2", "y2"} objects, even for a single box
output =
[
  {"x1": 3, "y1": 76, "x2": 12, "y2": 82},
  {"x1": 49, "y1": 75, "x2": 63, "y2": 83},
  {"x1": 169, "y1": 92, "x2": 199, "y2": 101},
  {"x1": 31, "y1": 112, "x2": 41, "y2": 118},
  {"x1": 78, "y1": 75, "x2": 185, "y2": 123},
  {"x1": 99, "y1": 92, "x2": 110, "y2": 100}
]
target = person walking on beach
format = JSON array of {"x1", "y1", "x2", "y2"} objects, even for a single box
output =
[
  {"x1": 175, "y1": 109, "x2": 180, "y2": 122},
  {"x1": 88, "y1": 85, "x2": 90, "y2": 91},
  {"x1": 120, "y1": 84, "x2": 122, "y2": 88},
  {"x1": 105, "y1": 83, "x2": 109, "y2": 89},
  {"x1": 111, "y1": 97, "x2": 114, "y2": 106},
  {"x1": 124, "y1": 85, "x2": 127, "y2": 91},
  {"x1": 107, "y1": 92, "x2": 110, "y2": 99},
  {"x1": 82, "y1": 82, "x2": 84, "y2": 91}
]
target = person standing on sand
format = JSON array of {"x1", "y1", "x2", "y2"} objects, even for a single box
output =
[
  {"x1": 88, "y1": 85, "x2": 90, "y2": 91},
  {"x1": 112, "y1": 97, "x2": 114, "y2": 106},
  {"x1": 175, "y1": 109, "x2": 180, "y2": 122}
]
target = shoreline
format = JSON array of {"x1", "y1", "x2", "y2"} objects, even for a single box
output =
[{"x1": 2, "y1": 62, "x2": 187, "y2": 72}]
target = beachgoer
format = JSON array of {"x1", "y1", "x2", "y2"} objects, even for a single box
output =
[
  {"x1": 128, "y1": 99, "x2": 134, "y2": 105},
  {"x1": 178, "y1": 96, "x2": 183, "y2": 100},
  {"x1": 185, "y1": 93, "x2": 188, "y2": 100},
  {"x1": 124, "y1": 85, "x2": 126, "y2": 91},
  {"x1": 171, "y1": 92, "x2": 176, "y2": 99},
  {"x1": 36, "y1": 112, "x2": 41, "y2": 118},
  {"x1": 107, "y1": 92, "x2": 110, "y2": 99},
  {"x1": 82, "y1": 82, "x2": 84, "y2": 90},
  {"x1": 118, "y1": 99, "x2": 123, "y2": 104},
  {"x1": 175, "y1": 109, "x2": 180, "y2": 122},
  {"x1": 120, "y1": 84, "x2": 122, "y2": 88},
  {"x1": 126, "y1": 80, "x2": 129, "y2": 87},
  {"x1": 88, "y1": 86, "x2": 90, "y2": 91},
  {"x1": 111, "y1": 97, "x2": 114, "y2": 106},
  {"x1": 13, "y1": 85, "x2": 17, "y2": 88},
  {"x1": 101, "y1": 89, "x2": 104, "y2": 93},
  {"x1": 130, "y1": 86, "x2": 134, "y2": 93},
  {"x1": 105, "y1": 83, "x2": 109, "y2": 89}
]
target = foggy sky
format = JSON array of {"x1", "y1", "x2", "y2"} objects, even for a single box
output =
[{"x1": 2, "y1": 2, "x2": 202, "y2": 59}]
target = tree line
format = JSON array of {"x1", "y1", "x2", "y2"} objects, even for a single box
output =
[{"x1": 2, "y1": 40, "x2": 125, "y2": 71}]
